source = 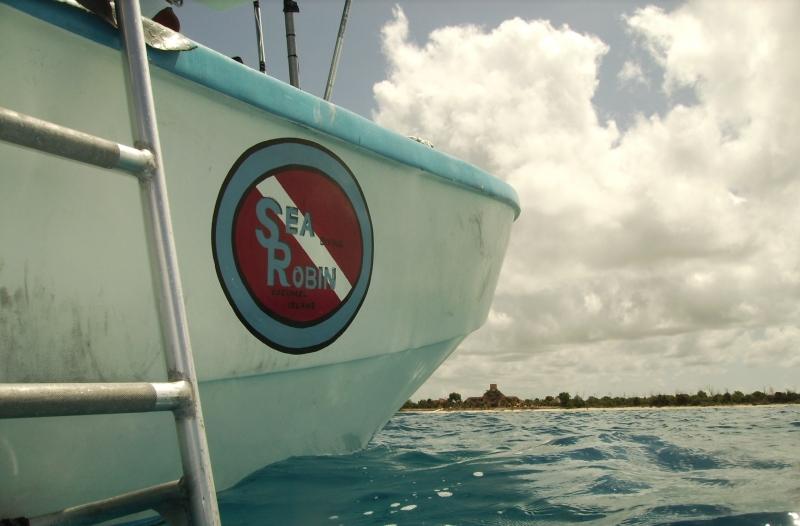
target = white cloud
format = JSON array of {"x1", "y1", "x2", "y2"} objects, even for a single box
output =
[
  {"x1": 618, "y1": 60, "x2": 648, "y2": 88},
  {"x1": 373, "y1": 3, "x2": 800, "y2": 398}
]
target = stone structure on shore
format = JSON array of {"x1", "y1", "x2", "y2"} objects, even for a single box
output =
[{"x1": 464, "y1": 384, "x2": 521, "y2": 408}]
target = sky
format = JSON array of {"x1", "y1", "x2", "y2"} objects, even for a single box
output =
[{"x1": 178, "y1": 0, "x2": 800, "y2": 401}]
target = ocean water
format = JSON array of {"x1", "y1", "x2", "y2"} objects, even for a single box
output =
[{"x1": 154, "y1": 406, "x2": 800, "y2": 525}]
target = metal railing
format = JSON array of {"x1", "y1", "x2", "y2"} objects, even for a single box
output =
[{"x1": 0, "y1": 1, "x2": 221, "y2": 524}]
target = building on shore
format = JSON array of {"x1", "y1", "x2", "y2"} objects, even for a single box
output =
[{"x1": 464, "y1": 384, "x2": 521, "y2": 408}]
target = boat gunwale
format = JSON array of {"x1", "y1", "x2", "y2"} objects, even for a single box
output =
[{"x1": 2, "y1": 0, "x2": 521, "y2": 219}]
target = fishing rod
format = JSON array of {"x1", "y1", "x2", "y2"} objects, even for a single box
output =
[
  {"x1": 251, "y1": 0, "x2": 351, "y2": 95},
  {"x1": 253, "y1": 0, "x2": 266, "y2": 73},
  {"x1": 251, "y1": 1, "x2": 297, "y2": 83},
  {"x1": 324, "y1": 0, "x2": 351, "y2": 101},
  {"x1": 283, "y1": 0, "x2": 300, "y2": 88}
]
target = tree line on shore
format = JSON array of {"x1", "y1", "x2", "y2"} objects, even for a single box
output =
[{"x1": 402, "y1": 388, "x2": 800, "y2": 410}]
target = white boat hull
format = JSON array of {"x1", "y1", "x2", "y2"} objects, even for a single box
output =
[{"x1": 0, "y1": 2, "x2": 517, "y2": 516}]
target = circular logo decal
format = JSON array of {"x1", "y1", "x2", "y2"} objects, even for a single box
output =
[{"x1": 212, "y1": 139, "x2": 373, "y2": 354}]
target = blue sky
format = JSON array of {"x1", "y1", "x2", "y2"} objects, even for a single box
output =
[
  {"x1": 177, "y1": 1, "x2": 800, "y2": 400},
  {"x1": 180, "y1": 0, "x2": 689, "y2": 126}
]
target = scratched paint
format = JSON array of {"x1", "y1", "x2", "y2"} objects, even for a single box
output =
[{"x1": 0, "y1": 271, "x2": 166, "y2": 383}]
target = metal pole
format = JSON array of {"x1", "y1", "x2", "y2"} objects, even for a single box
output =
[
  {"x1": 253, "y1": 0, "x2": 266, "y2": 73},
  {"x1": 0, "y1": 381, "x2": 190, "y2": 418},
  {"x1": 324, "y1": 0, "x2": 351, "y2": 101},
  {"x1": 28, "y1": 480, "x2": 185, "y2": 526},
  {"x1": 283, "y1": 0, "x2": 300, "y2": 88},
  {"x1": 0, "y1": 106, "x2": 154, "y2": 176},
  {"x1": 116, "y1": 2, "x2": 220, "y2": 525}
]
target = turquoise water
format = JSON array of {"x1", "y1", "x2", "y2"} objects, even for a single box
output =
[
  {"x1": 215, "y1": 406, "x2": 799, "y2": 525},
  {"x1": 148, "y1": 406, "x2": 800, "y2": 525}
]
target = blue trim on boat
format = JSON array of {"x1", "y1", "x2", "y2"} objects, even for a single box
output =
[{"x1": 2, "y1": 0, "x2": 521, "y2": 219}]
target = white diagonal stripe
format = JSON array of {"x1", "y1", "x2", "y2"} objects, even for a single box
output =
[{"x1": 256, "y1": 177, "x2": 353, "y2": 301}]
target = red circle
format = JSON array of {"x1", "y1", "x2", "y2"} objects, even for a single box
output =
[{"x1": 233, "y1": 167, "x2": 363, "y2": 325}]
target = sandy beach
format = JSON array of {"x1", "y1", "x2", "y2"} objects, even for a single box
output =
[{"x1": 401, "y1": 403, "x2": 798, "y2": 414}]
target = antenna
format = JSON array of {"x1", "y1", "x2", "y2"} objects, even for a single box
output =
[
  {"x1": 253, "y1": 0, "x2": 266, "y2": 73},
  {"x1": 324, "y1": 0, "x2": 351, "y2": 101},
  {"x1": 283, "y1": 0, "x2": 300, "y2": 88}
]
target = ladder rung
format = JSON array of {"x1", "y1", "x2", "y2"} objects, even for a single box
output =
[
  {"x1": 0, "y1": 381, "x2": 191, "y2": 418},
  {"x1": 0, "y1": 106, "x2": 154, "y2": 176},
  {"x1": 24, "y1": 479, "x2": 184, "y2": 526}
]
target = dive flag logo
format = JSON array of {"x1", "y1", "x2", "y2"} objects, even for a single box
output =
[{"x1": 212, "y1": 139, "x2": 373, "y2": 354}]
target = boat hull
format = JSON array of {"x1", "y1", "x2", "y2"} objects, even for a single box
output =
[
  {"x1": 0, "y1": 2, "x2": 517, "y2": 516},
  {"x1": 1, "y1": 337, "x2": 460, "y2": 515}
]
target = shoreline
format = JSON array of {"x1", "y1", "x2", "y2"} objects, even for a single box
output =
[{"x1": 399, "y1": 403, "x2": 799, "y2": 414}]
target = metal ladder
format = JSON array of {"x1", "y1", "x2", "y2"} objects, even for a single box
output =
[{"x1": 0, "y1": 2, "x2": 221, "y2": 524}]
